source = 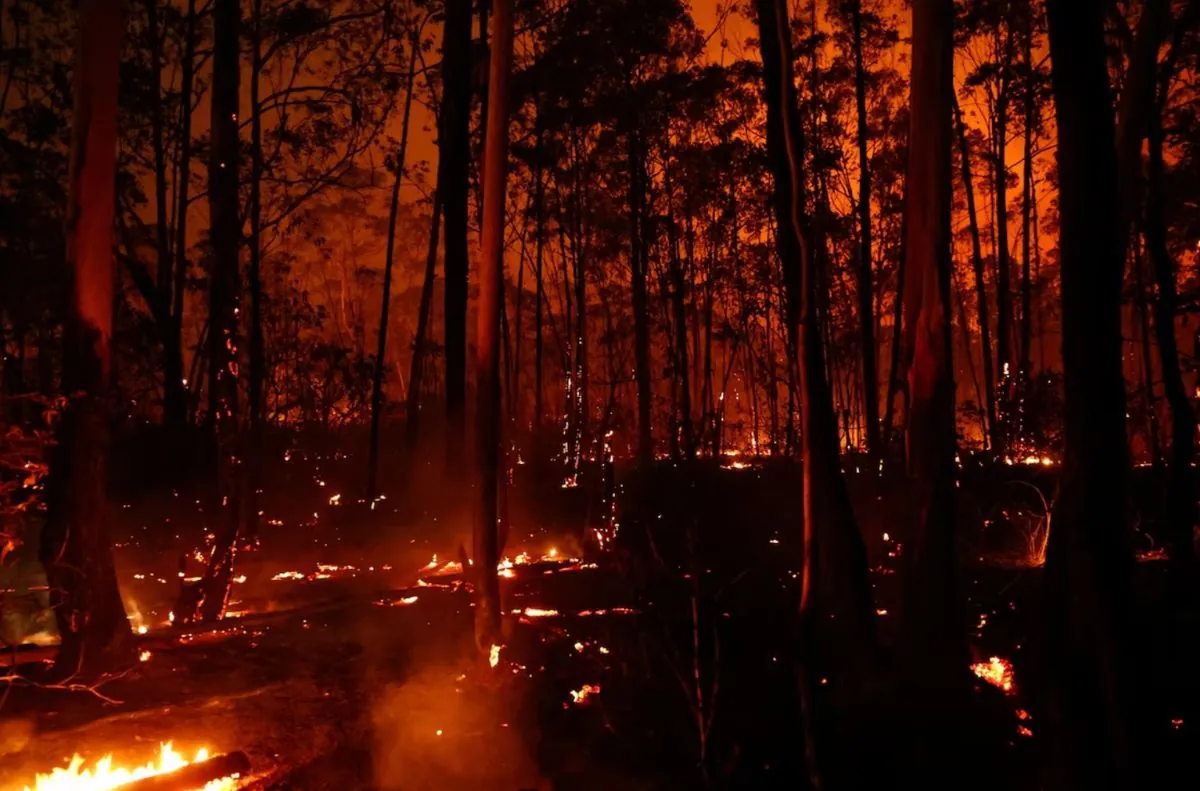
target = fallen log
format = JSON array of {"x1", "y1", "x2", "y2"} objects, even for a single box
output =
[{"x1": 118, "y1": 751, "x2": 251, "y2": 791}]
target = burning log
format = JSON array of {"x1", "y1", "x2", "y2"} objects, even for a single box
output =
[{"x1": 116, "y1": 751, "x2": 250, "y2": 791}]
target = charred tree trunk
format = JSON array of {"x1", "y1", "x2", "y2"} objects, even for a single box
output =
[
  {"x1": 1044, "y1": 0, "x2": 1138, "y2": 784},
  {"x1": 850, "y1": 0, "x2": 880, "y2": 462},
  {"x1": 994, "y1": 17, "x2": 1014, "y2": 409},
  {"x1": 179, "y1": 0, "x2": 242, "y2": 625},
  {"x1": 1147, "y1": 108, "x2": 1197, "y2": 591},
  {"x1": 440, "y1": 0, "x2": 473, "y2": 470},
  {"x1": 168, "y1": 0, "x2": 197, "y2": 430},
  {"x1": 955, "y1": 99, "x2": 998, "y2": 450},
  {"x1": 533, "y1": 112, "x2": 546, "y2": 439},
  {"x1": 145, "y1": 0, "x2": 186, "y2": 432},
  {"x1": 247, "y1": 0, "x2": 265, "y2": 430},
  {"x1": 368, "y1": 36, "x2": 419, "y2": 499},
  {"x1": 756, "y1": 0, "x2": 878, "y2": 784},
  {"x1": 901, "y1": 0, "x2": 963, "y2": 686},
  {"x1": 41, "y1": 0, "x2": 131, "y2": 676},
  {"x1": 882, "y1": 199, "x2": 907, "y2": 456},
  {"x1": 664, "y1": 160, "x2": 693, "y2": 458},
  {"x1": 405, "y1": 193, "x2": 442, "y2": 453},
  {"x1": 1018, "y1": 3, "x2": 1035, "y2": 384},
  {"x1": 473, "y1": 0, "x2": 513, "y2": 652},
  {"x1": 629, "y1": 127, "x2": 653, "y2": 466}
]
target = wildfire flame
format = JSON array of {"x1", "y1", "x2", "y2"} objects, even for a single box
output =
[
  {"x1": 23, "y1": 743, "x2": 236, "y2": 791},
  {"x1": 971, "y1": 656, "x2": 1015, "y2": 694},
  {"x1": 568, "y1": 684, "x2": 600, "y2": 705},
  {"x1": 489, "y1": 644, "x2": 502, "y2": 668}
]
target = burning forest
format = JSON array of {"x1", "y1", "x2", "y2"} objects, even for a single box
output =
[{"x1": 2, "y1": 0, "x2": 1200, "y2": 788}]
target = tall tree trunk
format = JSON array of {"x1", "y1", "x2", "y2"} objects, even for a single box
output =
[
  {"x1": 145, "y1": 0, "x2": 186, "y2": 432},
  {"x1": 629, "y1": 127, "x2": 653, "y2": 466},
  {"x1": 1147, "y1": 107, "x2": 1197, "y2": 591},
  {"x1": 901, "y1": 0, "x2": 963, "y2": 684},
  {"x1": 368, "y1": 36, "x2": 419, "y2": 499},
  {"x1": 405, "y1": 193, "x2": 442, "y2": 453},
  {"x1": 180, "y1": 0, "x2": 242, "y2": 625},
  {"x1": 473, "y1": 0, "x2": 513, "y2": 652},
  {"x1": 167, "y1": 0, "x2": 196, "y2": 430},
  {"x1": 756, "y1": 0, "x2": 878, "y2": 784},
  {"x1": 1018, "y1": 2, "x2": 1035, "y2": 384},
  {"x1": 882, "y1": 196, "x2": 907, "y2": 455},
  {"x1": 955, "y1": 99, "x2": 997, "y2": 450},
  {"x1": 41, "y1": 0, "x2": 131, "y2": 676},
  {"x1": 247, "y1": 0, "x2": 265, "y2": 429},
  {"x1": 533, "y1": 111, "x2": 546, "y2": 439},
  {"x1": 994, "y1": 17, "x2": 1014, "y2": 408},
  {"x1": 440, "y1": 0, "x2": 473, "y2": 469},
  {"x1": 664, "y1": 160, "x2": 693, "y2": 458},
  {"x1": 572, "y1": 134, "x2": 588, "y2": 465},
  {"x1": 1133, "y1": 233, "x2": 1162, "y2": 466},
  {"x1": 1044, "y1": 0, "x2": 1137, "y2": 784},
  {"x1": 850, "y1": 0, "x2": 880, "y2": 461}
]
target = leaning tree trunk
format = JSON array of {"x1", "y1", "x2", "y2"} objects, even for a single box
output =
[
  {"x1": 439, "y1": 0, "x2": 473, "y2": 470},
  {"x1": 901, "y1": 0, "x2": 964, "y2": 688},
  {"x1": 368, "y1": 35, "x2": 419, "y2": 499},
  {"x1": 955, "y1": 100, "x2": 997, "y2": 451},
  {"x1": 1044, "y1": 0, "x2": 1138, "y2": 785},
  {"x1": 40, "y1": 0, "x2": 132, "y2": 677},
  {"x1": 177, "y1": 0, "x2": 242, "y2": 625},
  {"x1": 404, "y1": 193, "x2": 442, "y2": 454},
  {"x1": 756, "y1": 0, "x2": 878, "y2": 785},
  {"x1": 473, "y1": 0, "x2": 514, "y2": 653}
]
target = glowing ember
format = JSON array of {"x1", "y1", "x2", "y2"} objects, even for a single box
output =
[
  {"x1": 271, "y1": 571, "x2": 304, "y2": 581},
  {"x1": 971, "y1": 656, "x2": 1015, "y2": 694},
  {"x1": 522, "y1": 607, "x2": 559, "y2": 618},
  {"x1": 139, "y1": 650, "x2": 151, "y2": 662},
  {"x1": 23, "y1": 743, "x2": 236, "y2": 791},
  {"x1": 568, "y1": 684, "x2": 600, "y2": 705},
  {"x1": 489, "y1": 644, "x2": 502, "y2": 668}
]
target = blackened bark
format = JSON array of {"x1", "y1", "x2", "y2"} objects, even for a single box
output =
[
  {"x1": 167, "y1": 0, "x2": 196, "y2": 430},
  {"x1": 629, "y1": 128, "x2": 652, "y2": 466},
  {"x1": 664, "y1": 161, "x2": 693, "y2": 458},
  {"x1": 850, "y1": 0, "x2": 880, "y2": 461},
  {"x1": 368, "y1": 36, "x2": 419, "y2": 499},
  {"x1": 247, "y1": 0, "x2": 265, "y2": 429},
  {"x1": 405, "y1": 193, "x2": 442, "y2": 453},
  {"x1": 901, "y1": 0, "x2": 963, "y2": 680},
  {"x1": 1018, "y1": 3, "x2": 1035, "y2": 382},
  {"x1": 180, "y1": 0, "x2": 242, "y2": 625},
  {"x1": 955, "y1": 99, "x2": 997, "y2": 449},
  {"x1": 474, "y1": 0, "x2": 513, "y2": 651},
  {"x1": 993, "y1": 12, "x2": 1015, "y2": 404},
  {"x1": 1147, "y1": 109, "x2": 1197, "y2": 590},
  {"x1": 533, "y1": 111, "x2": 546, "y2": 437},
  {"x1": 440, "y1": 0, "x2": 473, "y2": 469},
  {"x1": 756, "y1": 0, "x2": 878, "y2": 783},
  {"x1": 41, "y1": 0, "x2": 131, "y2": 676},
  {"x1": 1044, "y1": 0, "x2": 1138, "y2": 784}
]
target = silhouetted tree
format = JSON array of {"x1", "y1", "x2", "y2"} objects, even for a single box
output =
[{"x1": 40, "y1": 0, "x2": 132, "y2": 675}]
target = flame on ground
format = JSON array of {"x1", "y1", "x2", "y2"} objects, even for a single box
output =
[
  {"x1": 567, "y1": 684, "x2": 600, "y2": 706},
  {"x1": 23, "y1": 743, "x2": 236, "y2": 791},
  {"x1": 971, "y1": 656, "x2": 1015, "y2": 694},
  {"x1": 489, "y1": 644, "x2": 502, "y2": 668}
]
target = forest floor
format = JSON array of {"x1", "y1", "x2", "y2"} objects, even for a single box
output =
[{"x1": 0, "y1": 447, "x2": 1197, "y2": 789}]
